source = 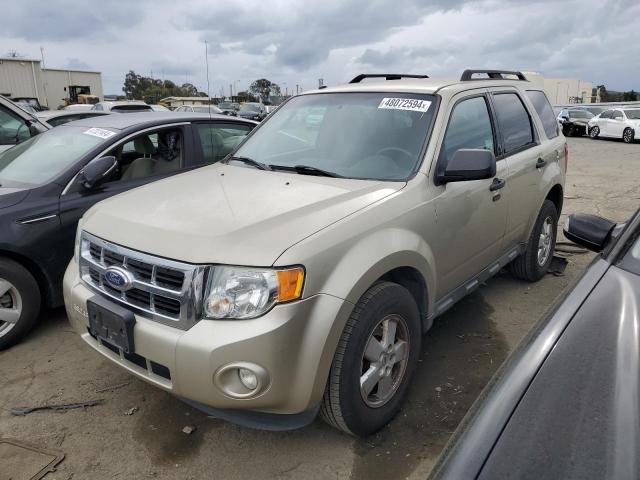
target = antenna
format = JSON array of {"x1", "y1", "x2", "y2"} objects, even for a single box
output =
[
  {"x1": 40, "y1": 46, "x2": 49, "y2": 107},
  {"x1": 204, "y1": 40, "x2": 211, "y2": 118}
]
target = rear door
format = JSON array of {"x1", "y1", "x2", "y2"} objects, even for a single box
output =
[{"x1": 488, "y1": 88, "x2": 546, "y2": 246}]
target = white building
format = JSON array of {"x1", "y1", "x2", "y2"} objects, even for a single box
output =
[
  {"x1": 0, "y1": 57, "x2": 103, "y2": 109},
  {"x1": 523, "y1": 71, "x2": 593, "y2": 105}
]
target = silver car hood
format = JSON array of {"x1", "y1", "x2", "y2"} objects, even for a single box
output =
[{"x1": 81, "y1": 163, "x2": 403, "y2": 265}]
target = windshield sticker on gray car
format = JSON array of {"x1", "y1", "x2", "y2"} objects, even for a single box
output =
[
  {"x1": 83, "y1": 128, "x2": 116, "y2": 139},
  {"x1": 378, "y1": 98, "x2": 432, "y2": 113}
]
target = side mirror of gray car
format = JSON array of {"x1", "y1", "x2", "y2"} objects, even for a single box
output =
[
  {"x1": 438, "y1": 149, "x2": 497, "y2": 184},
  {"x1": 79, "y1": 156, "x2": 118, "y2": 190},
  {"x1": 563, "y1": 213, "x2": 617, "y2": 252}
]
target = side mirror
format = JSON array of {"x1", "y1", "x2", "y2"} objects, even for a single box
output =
[
  {"x1": 438, "y1": 149, "x2": 496, "y2": 184},
  {"x1": 78, "y1": 156, "x2": 117, "y2": 190},
  {"x1": 563, "y1": 213, "x2": 617, "y2": 252}
]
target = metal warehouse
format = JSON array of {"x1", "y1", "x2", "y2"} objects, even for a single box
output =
[{"x1": 0, "y1": 57, "x2": 103, "y2": 109}]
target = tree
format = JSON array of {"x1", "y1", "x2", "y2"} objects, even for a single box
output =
[
  {"x1": 250, "y1": 78, "x2": 280, "y2": 102},
  {"x1": 623, "y1": 90, "x2": 638, "y2": 102},
  {"x1": 122, "y1": 71, "x2": 206, "y2": 100}
]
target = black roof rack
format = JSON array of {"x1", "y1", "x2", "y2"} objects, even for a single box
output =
[
  {"x1": 349, "y1": 74, "x2": 429, "y2": 84},
  {"x1": 460, "y1": 69, "x2": 527, "y2": 81}
]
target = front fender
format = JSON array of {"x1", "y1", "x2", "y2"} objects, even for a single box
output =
[{"x1": 280, "y1": 226, "x2": 437, "y2": 317}]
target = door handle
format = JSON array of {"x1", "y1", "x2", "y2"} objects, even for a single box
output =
[
  {"x1": 536, "y1": 158, "x2": 547, "y2": 169},
  {"x1": 489, "y1": 178, "x2": 505, "y2": 191}
]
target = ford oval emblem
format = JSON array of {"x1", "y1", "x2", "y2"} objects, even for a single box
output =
[{"x1": 104, "y1": 266, "x2": 134, "y2": 292}]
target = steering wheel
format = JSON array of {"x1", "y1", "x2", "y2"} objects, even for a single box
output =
[{"x1": 374, "y1": 146, "x2": 414, "y2": 166}]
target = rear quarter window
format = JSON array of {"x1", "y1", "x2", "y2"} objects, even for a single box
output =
[{"x1": 526, "y1": 90, "x2": 559, "y2": 139}]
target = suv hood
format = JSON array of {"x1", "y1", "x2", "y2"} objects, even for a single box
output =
[{"x1": 82, "y1": 164, "x2": 403, "y2": 265}]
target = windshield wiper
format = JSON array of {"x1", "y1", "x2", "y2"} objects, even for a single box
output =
[
  {"x1": 225, "y1": 155, "x2": 272, "y2": 171},
  {"x1": 270, "y1": 164, "x2": 342, "y2": 178}
]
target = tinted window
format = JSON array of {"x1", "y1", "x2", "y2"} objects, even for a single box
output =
[
  {"x1": 492, "y1": 93, "x2": 534, "y2": 154},
  {"x1": 613, "y1": 110, "x2": 623, "y2": 119},
  {"x1": 0, "y1": 106, "x2": 30, "y2": 145},
  {"x1": 526, "y1": 90, "x2": 558, "y2": 139},
  {"x1": 568, "y1": 109, "x2": 592, "y2": 119},
  {"x1": 601, "y1": 110, "x2": 613, "y2": 119},
  {"x1": 195, "y1": 123, "x2": 253, "y2": 164},
  {"x1": 442, "y1": 96, "x2": 494, "y2": 164}
]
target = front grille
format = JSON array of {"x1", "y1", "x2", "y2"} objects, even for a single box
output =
[{"x1": 79, "y1": 231, "x2": 206, "y2": 330}]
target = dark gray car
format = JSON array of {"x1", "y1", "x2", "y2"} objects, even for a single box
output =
[{"x1": 430, "y1": 208, "x2": 640, "y2": 480}]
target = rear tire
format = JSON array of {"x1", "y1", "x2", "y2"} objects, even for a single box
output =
[
  {"x1": 623, "y1": 128, "x2": 634, "y2": 144},
  {"x1": 589, "y1": 126, "x2": 599, "y2": 139},
  {"x1": 510, "y1": 200, "x2": 558, "y2": 282},
  {"x1": 0, "y1": 258, "x2": 41, "y2": 350},
  {"x1": 320, "y1": 282, "x2": 421, "y2": 436}
]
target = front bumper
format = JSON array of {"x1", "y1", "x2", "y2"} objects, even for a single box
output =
[{"x1": 63, "y1": 258, "x2": 352, "y2": 415}]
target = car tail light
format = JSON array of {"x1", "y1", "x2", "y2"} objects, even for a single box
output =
[{"x1": 563, "y1": 143, "x2": 568, "y2": 173}]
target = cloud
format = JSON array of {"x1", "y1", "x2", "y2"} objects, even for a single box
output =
[
  {"x1": 0, "y1": 0, "x2": 637, "y2": 95},
  {"x1": 0, "y1": 0, "x2": 155, "y2": 41}
]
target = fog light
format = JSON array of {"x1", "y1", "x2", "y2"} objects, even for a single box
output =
[{"x1": 238, "y1": 368, "x2": 258, "y2": 390}]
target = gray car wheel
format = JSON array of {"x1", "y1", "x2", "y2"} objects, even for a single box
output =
[
  {"x1": 623, "y1": 128, "x2": 634, "y2": 144},
  {"x1": 589, "y1": 126, "x2": 599, "y2": 138},
  {"x1": 320, "y1": 281, "x2": 421, "y2": 436},
  {"x1": 0, "y1": 258, "x2": 41, "y2": 350}
]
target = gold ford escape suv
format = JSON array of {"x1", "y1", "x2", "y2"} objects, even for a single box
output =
[{"x1": 64, "y1": 70, "x2": 566, "y2": 436}]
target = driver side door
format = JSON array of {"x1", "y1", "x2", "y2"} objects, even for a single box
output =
[
  {"x1": 57, "y1": 124, "x2": 195, "y2": 271},
  {"x1": 432, "y1": 93, "x2": 509, "y2": 298}
]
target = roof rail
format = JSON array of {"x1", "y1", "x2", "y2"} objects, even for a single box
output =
[
  {"x1": 349, "y1": 74, "x2": 429, "y2": 84},
  {"x1": 460, "y1": 69, "x2": 527, "y2": 81}
]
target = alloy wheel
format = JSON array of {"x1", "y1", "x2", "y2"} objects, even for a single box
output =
[
  {"x1": 360, "y1": 314, "x2": 410, "y2": 408},
  {"x1": 537, "y1": 216, "x2": 554, "y2": 266},
  {"x1": 0, "y1": 279, "x2": 22, "y2": 338}
]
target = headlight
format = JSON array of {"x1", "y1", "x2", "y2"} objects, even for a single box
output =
[{"x1": 203, "y1": 266, "x2": 304, "y2": 319}]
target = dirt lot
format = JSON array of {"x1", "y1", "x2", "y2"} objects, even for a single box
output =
[{"x1": 1, "y1": 137, "x2": 638, "y2": 480}]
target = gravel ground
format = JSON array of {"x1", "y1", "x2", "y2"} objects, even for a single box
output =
[{"x1": 1, "y1": 137, "x2": 638, "y2": 480}]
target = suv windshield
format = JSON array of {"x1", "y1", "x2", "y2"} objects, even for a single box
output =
[
  {"x1": 625, "y1": 109, "x2": 640, "y2": 120},
  {"x1": 0, "y1": 126, "x2": 109, "y2": 187},
  {"x1": 234, "y1": 93, "x2": 437, "y2": 181}
]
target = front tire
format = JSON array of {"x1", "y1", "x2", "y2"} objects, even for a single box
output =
[
  {"x1": 510, "y1": 200, "x2": 558, "y2": 282},
  {"x1": 623, "y1": 128, "x2": 634, "y2": 144},
  {"x1": 320, "y1": 282, "x2": 421, "y2": 436},
  {"x1": 589, "y1": 126, "x2": 599, "y2": 139},
  {"x1": 0, "y1": 258, "x2": 41, "y2": 350}
]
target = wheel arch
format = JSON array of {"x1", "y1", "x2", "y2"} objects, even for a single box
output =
[
  {"x1": 0, "y1": 249, "x2": 55, "y2": 307},
  {"x1": 545, "y1": 183, "x2": 564, "y2": 217}
]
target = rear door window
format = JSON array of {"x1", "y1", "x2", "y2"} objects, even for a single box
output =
[
  {"x1": 526, "y1": 90, "x2": 558, "y2": 139},
  {"x1": 492, "y1": 93, "x2": 534, "y2": 155},
  {"x1": 194, "y1": 122, "x2": 253, "y2": 164}
]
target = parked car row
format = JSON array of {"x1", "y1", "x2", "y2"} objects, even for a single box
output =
[{"x1": 556, "y1": 105, "x2": 639, "y2": 143}]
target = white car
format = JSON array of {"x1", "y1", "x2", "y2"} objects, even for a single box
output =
[
  {"x1": 174, "y1": 105, "x2": 223, "y2": 114},
  {"x1": 91, "y1": 101, "x2": 153, "y2": 113},
  {"x1": 588, "y1": 108, "x2": 640, "y2": 143}
]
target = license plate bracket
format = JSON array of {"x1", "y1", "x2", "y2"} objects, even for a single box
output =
[{"x1": 87, "y1": 296, "x2": 136, "y2": 354}]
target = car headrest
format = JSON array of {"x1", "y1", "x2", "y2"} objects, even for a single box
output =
[{"x1": 134, "y1": 136, "x2": 155, "y2": 155}]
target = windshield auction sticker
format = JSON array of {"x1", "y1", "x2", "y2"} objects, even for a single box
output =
[
  {"x1": 378, "y1": 98, "x2": 431, "y2": 113},
  {"x1": 83, "y1": 128, "x2": 116, "y2": 139}
]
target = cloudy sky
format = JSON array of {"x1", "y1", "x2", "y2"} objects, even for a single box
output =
[{"x1": 2, "y1": 0, "x2": 638, "y2": 95}]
